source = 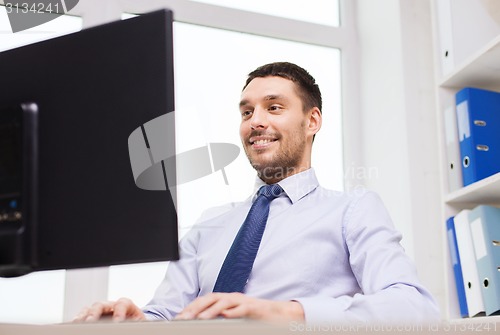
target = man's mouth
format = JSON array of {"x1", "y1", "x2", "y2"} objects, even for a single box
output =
[
  {"x1": 249, "y1": 136, "x2": 278, "y2": 148},
  {"x1": 252, "y1": 139, "x2": 275, "y2": 145}
]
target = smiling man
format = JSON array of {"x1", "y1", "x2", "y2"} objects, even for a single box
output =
[
  {"x1": 239, "y1": 74, "x2": 320, "y2": 185},
  {"x1": 75, "y1": 62, "x2": 439, "y2": 324}
]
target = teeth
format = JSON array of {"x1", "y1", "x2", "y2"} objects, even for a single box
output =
[{"x1": 254, "y1": 139, "x2": 272, "y2": 145}]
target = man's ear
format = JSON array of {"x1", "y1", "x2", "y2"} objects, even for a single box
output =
[{"x1": 307, "y1": 107, "x2": 322, "y2": 137}]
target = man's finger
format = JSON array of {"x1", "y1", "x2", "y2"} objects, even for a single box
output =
[
  {"x1": 175, "y1": 293, "x2": 222, "y2": 320},
  {"x1": 112, "y1": 297, "x2": 145, "y2": 322},
  {"x1": 196, "y1": 297, "x2": 235, "y2": 319},
  {"x1": 112, "y1": 300, "x2": 127, "y2": 322},
  {"x1": 176, "y1": 293, "x2": 250, "y2": 320},
  {"x1": 220, "y1": 303, "x2": 250, "y2": 319},
  {"x1": 87, "y1": 301, "x2": 115, "y2": 321},
  {"x1": 73, "y1": 307, "x2": 90, "y2": 322}
]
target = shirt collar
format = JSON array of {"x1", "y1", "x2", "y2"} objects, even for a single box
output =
[{"x1": 252, "y1": 168, "x2": 319, "y2": 204}]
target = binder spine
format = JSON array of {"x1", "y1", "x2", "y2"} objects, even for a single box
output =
[
  {"x1": 455, "y1": 89, "x2": 475, "y2": 186},
  {"x1": 455, "y1": 87, "x2": 500, "y2": 186},
  {"x1": 446, "y1": 217, "x2": 469, "y2": 317},
  {"x1": 470, "y1": 206, "x2": 500, "y2": 316},
  {"x1": 454, "y1": 209, "x2": 485, "y2": 317}
]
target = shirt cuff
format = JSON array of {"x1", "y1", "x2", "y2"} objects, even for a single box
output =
[
  {"x1": 294, "y1": 296, "x2": 351, "y2": 324},
  {"x1": 142, "y1": 306, "x2": 174, "y2": 321}
]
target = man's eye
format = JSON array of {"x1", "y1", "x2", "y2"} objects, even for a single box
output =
[
  {"x1": 268, "y1": 105, "x2": 282, "y2": 111},
  {"x1": 241, "y1": 110, "x2": 252, "y2": 117}
]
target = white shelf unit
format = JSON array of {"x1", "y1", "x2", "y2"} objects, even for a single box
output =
[
  {"x1": 433, "y1": 0, "x2": 500, "y2": 321},
  {"x1": 440, "y1": 35, "x2": 500, "y2": 90},
  {"x1": 445, "y1": 172, "x2": 500, "y2": 207}
]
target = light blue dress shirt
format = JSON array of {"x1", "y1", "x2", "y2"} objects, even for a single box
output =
[{"x1": 143, "y1": 168, "x2": 439, "y2": 323}]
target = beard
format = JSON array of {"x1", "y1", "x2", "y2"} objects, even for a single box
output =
[{"x1": 243, "y1": 124, "x2": 307, "y2": 182}]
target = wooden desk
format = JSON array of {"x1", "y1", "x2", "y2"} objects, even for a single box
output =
[
  {"x1": 1, "y1": 319, "x2": 499, "y2": 335},
  {"x1": 2, "y1": 320, "x2": 287, "y2": 335}
]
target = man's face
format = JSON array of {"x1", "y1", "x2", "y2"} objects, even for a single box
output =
[{"x1": 239, "y1": 76, "x2": 312, "y2": 181}]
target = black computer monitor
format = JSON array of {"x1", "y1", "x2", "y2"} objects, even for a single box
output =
[{"x1": 0, "y1": 10, "x2": 179, "y2": 277}]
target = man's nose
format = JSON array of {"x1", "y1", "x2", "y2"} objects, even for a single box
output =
[{"x1": 250, "y1": 107, "x2": 268, "y2": 129}]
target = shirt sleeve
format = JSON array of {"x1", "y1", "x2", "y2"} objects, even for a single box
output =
[
  {"x1": 141, "y1": 227, "x2": 201, "y2": 320},
  {"x1": 295, "y1": 191, "x2": 440, "y2": 324}
]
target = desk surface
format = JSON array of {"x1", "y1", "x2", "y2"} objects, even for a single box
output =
[
  {"x1": 2, "y1": 320, "x2": 287, "y2": 335},
  {"x1": 1, "y1": 319, "x2": 499, "y2": 335}
]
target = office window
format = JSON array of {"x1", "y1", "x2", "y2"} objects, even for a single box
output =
[
  {"x1": 189, "y1": 0, "x2": 340, "y2": 26},
  {"x1": 108, "y1": 21, "x2": 342, "y2": 306}
]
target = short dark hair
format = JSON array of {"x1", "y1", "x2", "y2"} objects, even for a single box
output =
[{"x1": 243, "y1": 62, "x2": 322, "y2": 113}]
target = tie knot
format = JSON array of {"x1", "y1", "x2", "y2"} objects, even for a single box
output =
[{"x1": 259, "y1": 184, "x2": 283, "y2": 200}]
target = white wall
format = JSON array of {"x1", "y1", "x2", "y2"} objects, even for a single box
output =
[{"x1": 355, "y1": 0, "x2": 444, "y2": 311}]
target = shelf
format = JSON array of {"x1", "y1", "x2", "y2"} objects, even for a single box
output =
[
  {"x1": 445, "y1": 172, "x2": 500, "y2": 206},
  {"x1": 434, "y1": 0, "x2": 500, "y2": 322},
  {"x1": 439, "y1": 34, "x2": 500, "y2": 90}
]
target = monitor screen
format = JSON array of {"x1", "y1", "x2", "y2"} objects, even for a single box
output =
[{"x1": 0, "y1": 10, "x2": 179, "y2": 277}]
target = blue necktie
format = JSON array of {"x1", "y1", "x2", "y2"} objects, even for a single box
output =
[{"x1": 213, "y1": 183, "x2": 283, "y2": 293}]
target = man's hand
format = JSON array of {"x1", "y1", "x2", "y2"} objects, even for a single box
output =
[
  {"x1": 174, "y1": 293, "x2": 304, "y2": 322},
  {"x1": 73, "y1": 297, "x2": 146, "y2": 322}
]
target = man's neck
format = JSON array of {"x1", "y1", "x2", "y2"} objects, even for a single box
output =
[{"x1": 257, "y1": 166, "x2": 311, "y2": 184}]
